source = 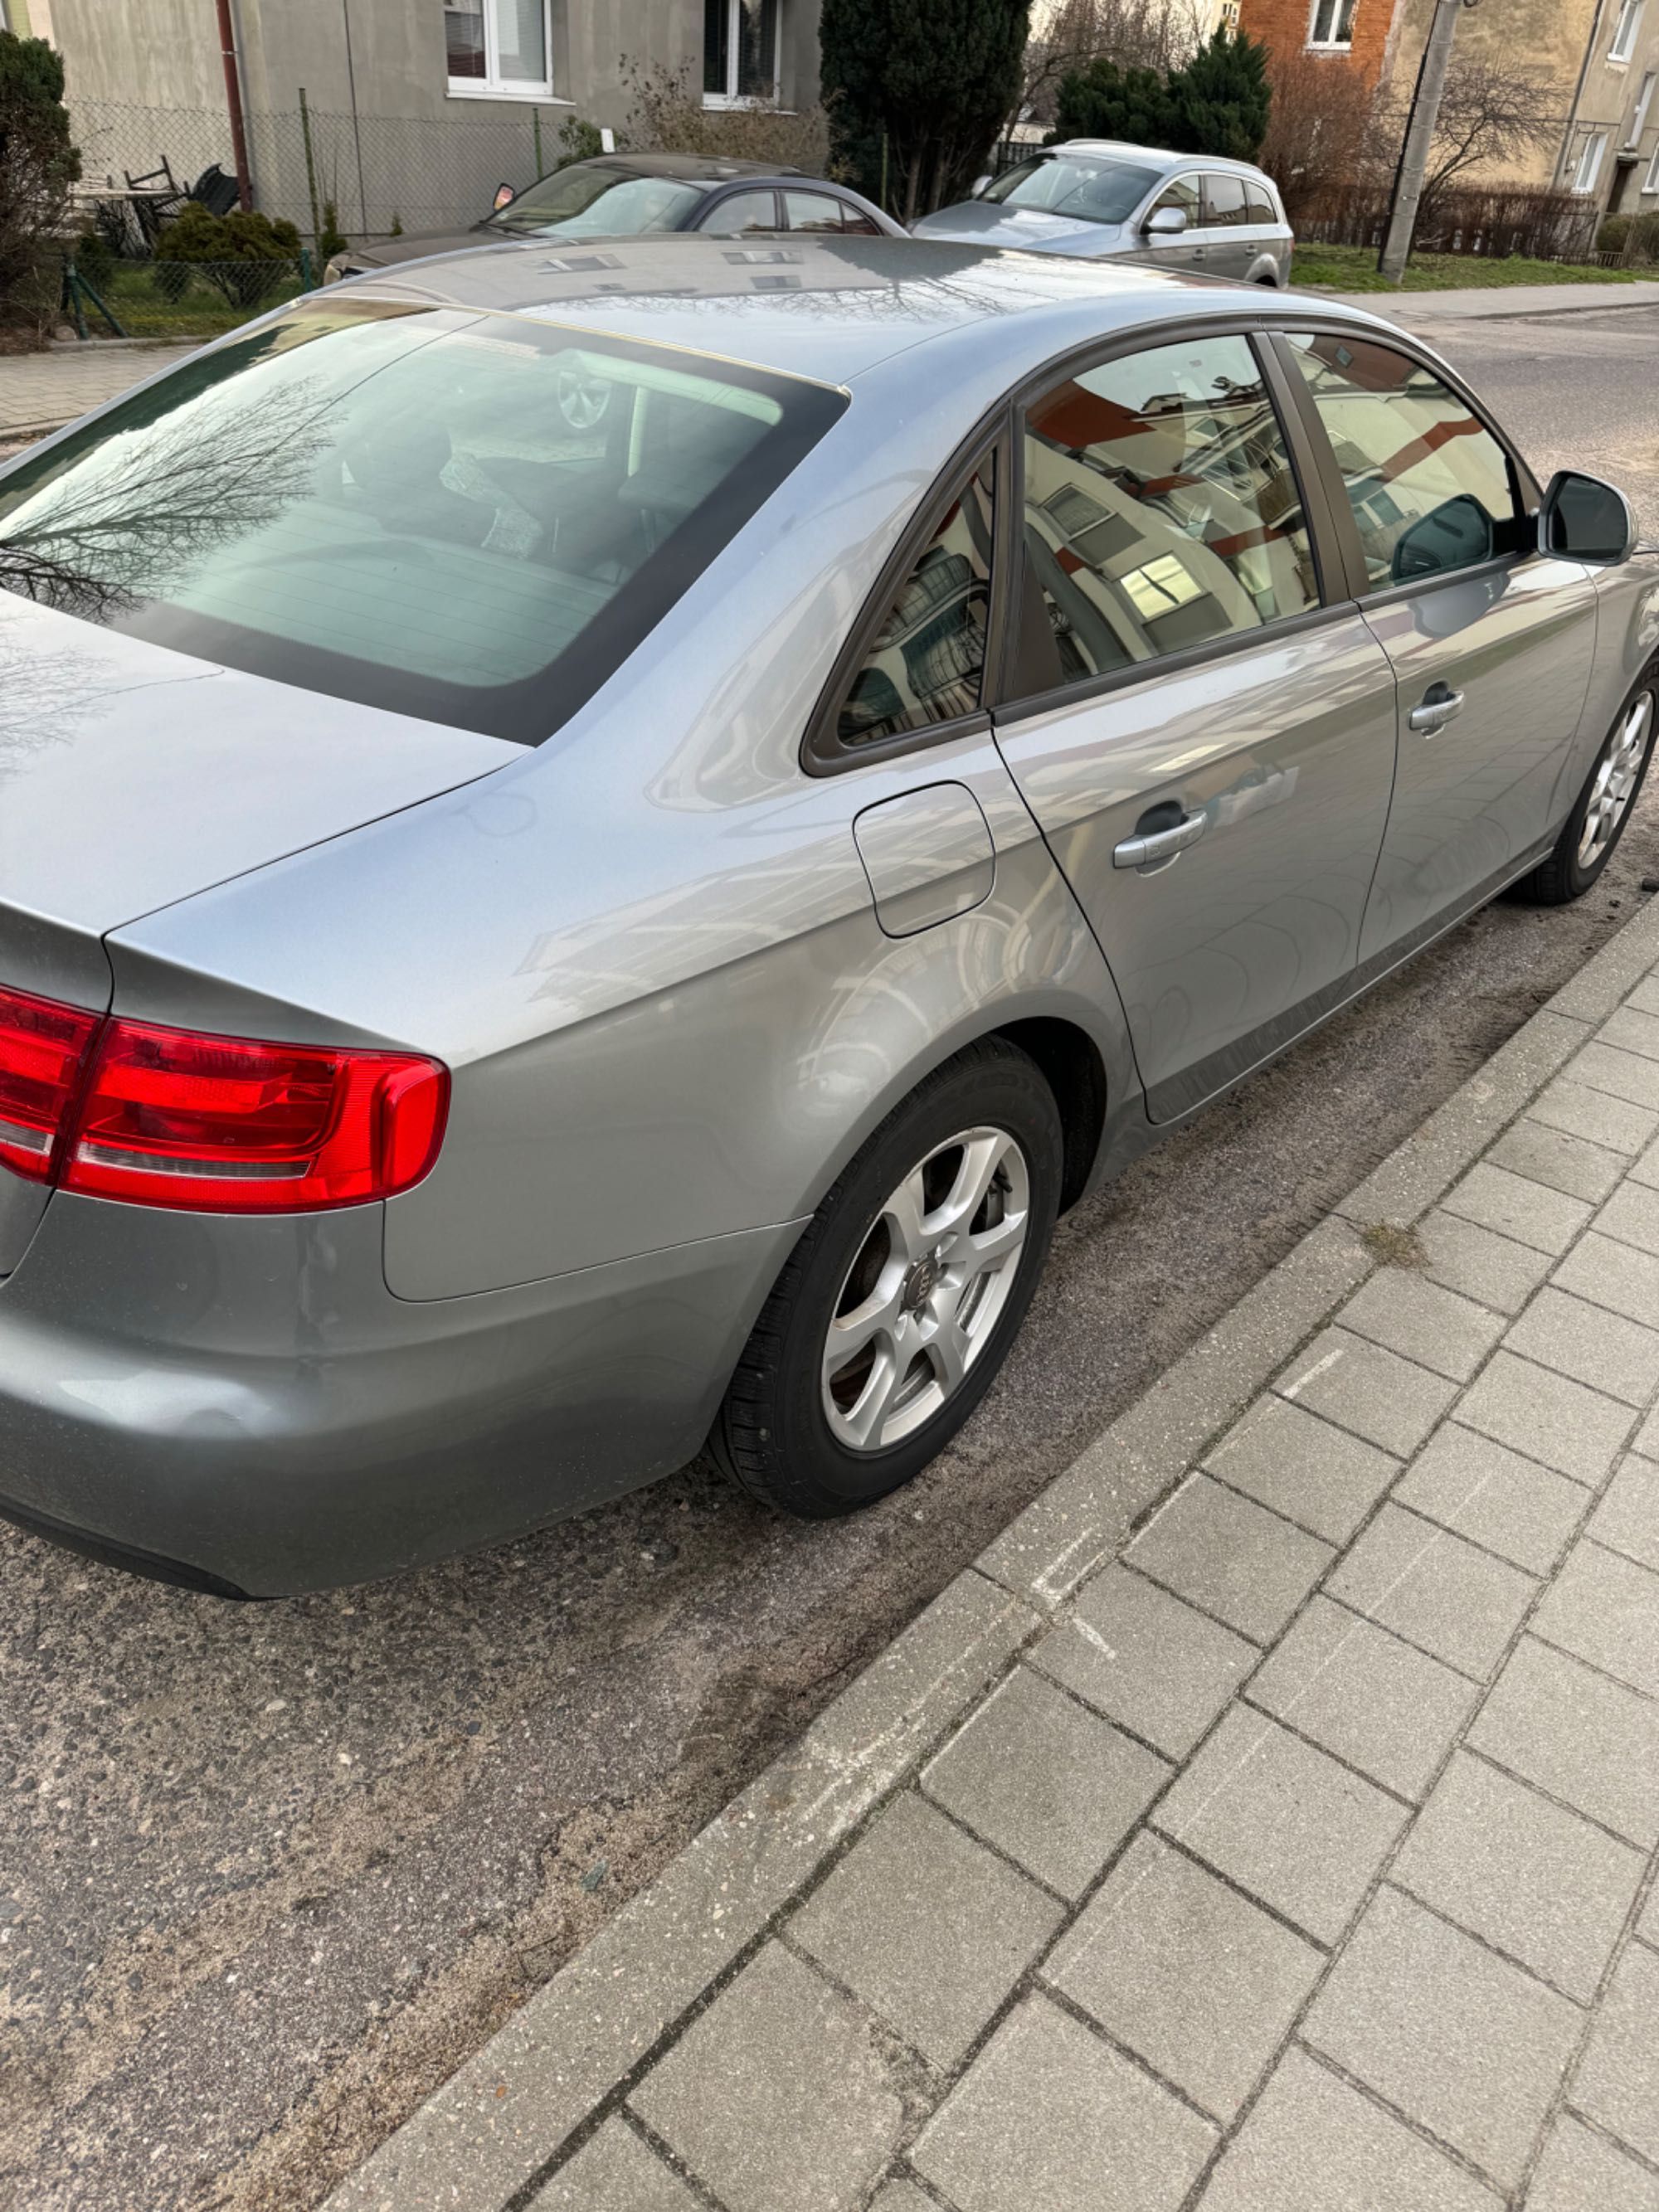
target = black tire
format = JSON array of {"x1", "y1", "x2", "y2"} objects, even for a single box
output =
[
  {"x1": 1510, "y1": 670, "x2": 1657, "y2": 907},
  {"x1": 713, "y1": 1039, "x2": 1063, "y2": 1518}
]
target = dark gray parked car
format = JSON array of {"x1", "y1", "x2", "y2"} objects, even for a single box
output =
[
  {"x1": 913, "y1": 140, "x2": 1294, "y2": 285},
  {"x1": 324, "y1": 150, "x2": 902, "y2": 282},
  {"x1": 0, "y1": 236, "x2": 1650, "y2": 1595}
]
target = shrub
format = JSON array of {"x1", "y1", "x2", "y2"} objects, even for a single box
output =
[
  {"x1": 73, "y1": 221, "x2": 114, "y2": 289},
  {"x1": 1053, "y1": 28, "x2": 1271, "y2": 163},
  {"x1": 557, "y1": 115, "x2": 604, "y2": 167},
  {"x1": 0, "y1": 31, "x2": 82, "y2": 348},
  {"x1": 820, "y1": 0, "x2": 1030, "y2": 216},
  {"x1": 623, "y1": 61, "x2": 830, "y2": 172},
  {"x1": 318, "y1": 199, "x2": 348, "y2": 260},
  {"x1": 153, "y1": 202, "x2": 302, "y2": 308}
]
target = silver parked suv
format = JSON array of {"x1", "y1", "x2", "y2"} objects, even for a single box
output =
[
  {"x1": 912, "y1": 139, "x2": 1294, "y2": 285},
  {"x1": 0, "y1": 236, "x2": 1648, "y2": 1595}
]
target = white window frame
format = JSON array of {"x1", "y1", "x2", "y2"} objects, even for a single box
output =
[
  {"x1": 1627, "y1": 70, "x2": 1657, "y2": 145},
  {"x1": 444, "y1": 0, "x2": 556, "y2": 102},
  {"x1": 1306, "y1": 0, "x2": 1355, "y2": 49},
  {"x1": 1609, "y1": 0, "x2": 1644, "y2": 62},
  {"x1": 1572, "y1": 129, "x2": 1610, "y2": 192},
  {"x1": 1646, "y1": 143, "x2": 1659, "y2": 191},
  {"x1": 703, "y1": 0, "x2": 783, "y2": 108}
]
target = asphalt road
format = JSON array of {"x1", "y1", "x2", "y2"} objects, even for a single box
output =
[{"x1": 5, "y1": 302, "x2": 1659, "y2": 2212}]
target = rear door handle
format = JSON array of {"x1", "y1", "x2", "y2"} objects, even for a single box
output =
[
  {"x1": 1113, "y1": 809, "x2": 1208, "y2": 872},
  {"x1": 1408, "y1": 683, "x2": 1465, "y2": 734}
]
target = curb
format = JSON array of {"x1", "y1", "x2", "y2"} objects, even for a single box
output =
[
  {"x1": 1310, "y1": 282, "x2": 1659, "y2": 322},
  {"x1": 319, "y1": 886, "x2": 1659, "y2": 2212}
]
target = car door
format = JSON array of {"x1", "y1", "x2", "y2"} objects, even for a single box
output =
[
  {"x1": 1199, "y1": 174, "x2": 1254, "y2": 278},
  {"x1": 1142, "y1": 172, "x2": 1206, "y2": 273},
  {"x1": 1273, "y1": 328, "x2": 1600, "y2": 959},
  {"x1": 991, "y1": 327, "x2": 1399, "y2": 1122}
]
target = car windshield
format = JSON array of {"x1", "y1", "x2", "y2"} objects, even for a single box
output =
[
  {"x1": 484, "y1": 166, "x2": 706, "y2": 237},
  {"x1": 0, "y1": 300, "x2": 844, "y2": 742},
  {"x1": 980, "y1": 153, "x2": 1160, "y2": 224}
]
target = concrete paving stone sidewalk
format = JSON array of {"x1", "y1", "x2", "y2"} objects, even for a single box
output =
[
  {"x1": 324, "y1": 908, "x2": 1659, "y2": 2211},
  {"x1": 1321, "y1": 278, "x2": 1659, "y2": 323},
  {"x1": 0, "y1": 340, "x2": 198, "y2": 436}
]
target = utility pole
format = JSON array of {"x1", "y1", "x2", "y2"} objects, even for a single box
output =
[
  {"x1": 1377, "y1": 0, "x2": 1466, "y2": 284},
  {"x1": 214, "y1": 0, "x2": 253, "y2": 210}
]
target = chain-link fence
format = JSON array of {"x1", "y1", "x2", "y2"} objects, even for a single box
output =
[
  {"x1": 66, "y1": 258, "x2": 312, "y2": 340},
  {"x1": 71, "y1": 95, "x2": 570, "y2": 249}
]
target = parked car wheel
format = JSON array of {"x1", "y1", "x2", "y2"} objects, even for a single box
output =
[
  {"x1": 713, "y1": 1040, "x2": 1063, "y2": 1517},
  {"x1": 1511, "y1": 672, "x2": 1657, "y2": 905}
]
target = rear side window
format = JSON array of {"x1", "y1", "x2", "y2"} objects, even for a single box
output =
[
  {"x1": 1203, "y1": 174, "x2": 1248, "y2": 226},
  {"x1": 1245, "y1": 180, "x2": 1277, "y2": 223},
  {"x1": 836, "y1": 464, "x2": 995, "y2": 747},
  {"x1": 1282, "y1": 332, "x2": 1524, "y2": 586},
  {"x1": 1020, "y1": 333, "x2": 1317, "y2": 687},
  {"x1": 0, "y1": 302, "x2": 844, "y2": 742}
]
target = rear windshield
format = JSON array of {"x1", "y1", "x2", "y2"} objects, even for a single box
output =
[
  {"x1": 982, "y1": 153, "x2": 1160, "y2": 225},
  {"x1": 485, "y1": 165, "x2": 705, "y2": 237},
  {"x1": 0, "y1": 300, "x2": 844, "y2": 741}
]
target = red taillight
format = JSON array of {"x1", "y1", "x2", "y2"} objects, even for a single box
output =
[
  {"x1": 0, "y1": 988, "x2": 447, "y2": 1213},
  {"x1": 0, "y1": 985, "x2": 102, "y2": 1182}
]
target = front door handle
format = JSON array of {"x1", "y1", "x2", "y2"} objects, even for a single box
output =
[
  {"x1": 1408, "y1": 683, "x2": 1465, "y2": 734},
  {"x1": 1113, "y1": 807, "x2": 1208, "y2": 873}
]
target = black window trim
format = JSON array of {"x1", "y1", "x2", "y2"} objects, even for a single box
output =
[
  {"x1": 1262, "y1": 323, "x2": 1544, "y2": 611},
  {"x1": 995, "y1": 316, "x2": 1354, "y2": 727}
]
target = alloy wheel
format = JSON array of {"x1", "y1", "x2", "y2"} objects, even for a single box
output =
[
  {"x1": 820, "y1": 1125, "x2": 1030, "y2": 1454},
  {"x1": 1579, "y1": 690, "x2": 1655, "y2": 870}
]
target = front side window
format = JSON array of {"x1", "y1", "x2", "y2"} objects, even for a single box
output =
[
  {"x1": 0, "y1": 303, "x2": 844, "y2": 743},
  {"x1": 704, "y1": 0, "x2": 780, "y2": 102},
  {"x1": 1203, "y1": 174, "x2": 1249, "y2": 227},
  {"x1": 445, "y1": 0, "x2": 551, "y2": 96},
  {"x1": 1308, "y1": 0, "x2": 1356, "y2": 46},
  {"x1": 1611, "y1": 0, "x2": 1645, "y2": 61},
  {"x1": 1020, "y1": 333, "x2": 1317, "y2": 688},
  {"x1": 1151, "y1": 175, "x2": 1202, "y2": 225},
  {"x1": 698, "y1": 190, "x2": 781, "y2": 235},
  {"x1": 837, "y1": 466, "x2": 994, "y2": 746},
  {"x1": 981, "y1": 153, "x2": 1162, "y2": 224},
  {"x1": 782, "y1": 191, "x2": 849, "y2": 233},
  {"x1": 1283, "y1": 332, "x2": 1523, "y2": 587},
  {"x1": 486, "y1": 166, "x2": 704, "y2": 237}
]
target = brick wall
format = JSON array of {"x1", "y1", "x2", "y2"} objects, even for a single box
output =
[{"x1": 1236, "y1": 0, "x2": 1400, "y2": 96}]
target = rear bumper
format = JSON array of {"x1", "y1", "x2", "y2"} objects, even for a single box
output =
[{"x1": 0, "y1": 1192, "x2": 802, "y2": 1596}]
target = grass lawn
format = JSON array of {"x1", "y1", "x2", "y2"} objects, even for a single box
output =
[
  {"x1": 80, "y1": 261, "x2": 309, "y2": 340},
  {"x1": 1292, "y1": 241, "x2": 1642, "y2": 291}
]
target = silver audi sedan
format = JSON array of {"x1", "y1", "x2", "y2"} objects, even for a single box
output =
[{"x1": 0, "y1": 237, "x2": 1652, "y2": 1595}]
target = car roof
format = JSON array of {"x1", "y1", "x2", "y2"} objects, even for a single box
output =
[
  {"x1": 1035, "y1": 139, "x2": 1274, "y2": 179},
  {"x1": 581, "y1": 152, "x2": 805, "y2": 183},
  {"x1": 327, "y1": 232, "x2": 1381, "y2": 388}
]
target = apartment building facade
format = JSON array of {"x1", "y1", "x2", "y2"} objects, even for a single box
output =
[
  {"x1": 1237, "y1": 0, "x2": 1659, "y2": 212},
  {"x1": 32, "y1": 0, "x2": 825, "y2": 236}
]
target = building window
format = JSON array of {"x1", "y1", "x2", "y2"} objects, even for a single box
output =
[
  {"x1": 1307, "y1": 0, "x2": 1356, "y2": 48},
  {"x1": 1572, "y1": 129, "x2": 1610, "y2": 192},
  {"x1": 1628, "y1": 70, "x2": 1657, "y2": 144},
  {"x1": 1646, "y1": 143, "x2": 1659, "y2": 190},
  {"x1": 704, "y1": 0, "x2": 780, "y2": 104},
  {"x1": 445, "y1": 0, "x2": 553, "y2": 97},
  {"x1": 1610, "y1": 0, "x2": 1644, "y2": 61}
]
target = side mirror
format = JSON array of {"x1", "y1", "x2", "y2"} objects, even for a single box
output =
[
  {"x1": 493, "y1": 182, "x2": 516, "y2": 210},
  {"x1": 1540, "y1": 469, "x2": 1635, "y2": 565},
  {"x1": 971, "y1": 173, "x2": 993, "y2": 197},
  {"x1": 1391, "y1": 493, "x2": 1493, "y2": 583},
  {"x1": 1145, "y1": 204, "x2": 1187, "y2": 236}
]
